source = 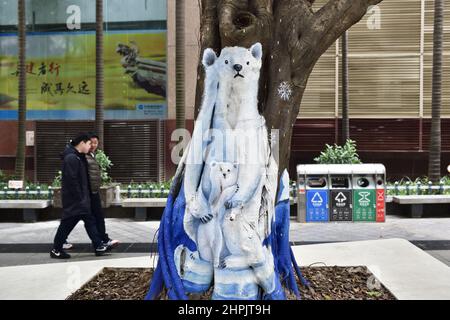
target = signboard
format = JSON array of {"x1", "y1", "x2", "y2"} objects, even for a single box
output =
[
  {"x1": 26, "y1": 131, "x2": 35, "y2": 146},
  {"x1": 8, "y1": 180, "x2": 23, "y2": 189},
  {"x1": 306, "y1": 190, "x2": 329, "y2": 222},
  {"x1": 353, "y1": 189, "x2": 376, "y2": 221},
  {"x1": 0, "y1": 31, "x2": 167, "y2": 120},
  {"x1": 330, "y1": 190, "x2": 353, "y2": 221}
]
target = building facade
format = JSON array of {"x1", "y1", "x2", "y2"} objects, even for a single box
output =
[{"x1": 0, "y1": 0, "x2": 449, "y2": 183}]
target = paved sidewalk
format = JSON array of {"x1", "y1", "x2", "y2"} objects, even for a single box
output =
[
  {"x1": 1, "y1": 215, "x2": 449, "y2": 244},
  {"x1": 0, "y1": 215, "x2": 449, "y2": 267},
  {"x1": 1, "y1": 239, "x2": 450, "y2": 300}
]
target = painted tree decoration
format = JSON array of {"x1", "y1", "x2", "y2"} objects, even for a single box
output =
[{"x1": 146, "y1": 0, "x2": 382, "y2": 300}]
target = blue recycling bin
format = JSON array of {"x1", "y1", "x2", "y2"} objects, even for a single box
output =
[{"x1": 305, "y1": 175, "x2": 329, "y2": 222}]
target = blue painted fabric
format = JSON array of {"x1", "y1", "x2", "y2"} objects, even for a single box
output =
[{"x1": 145, "y1": 176, "x2": 308, "y2": 300}]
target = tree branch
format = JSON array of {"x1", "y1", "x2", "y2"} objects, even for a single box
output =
[
  {"x1": 289, "y1": 0, "x2": 382, "y2": 84},
  {"x1": 313, "y1": 0, "x2": 382, "y2": 48}
]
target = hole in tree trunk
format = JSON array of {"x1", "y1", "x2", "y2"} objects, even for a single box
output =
[{"x1": 234, "y1": 12, "x2": 254, "y2": 30}]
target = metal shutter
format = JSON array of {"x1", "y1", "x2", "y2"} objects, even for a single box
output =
[
  {"x1": 35, "y1": 120, "x2": 166, "y2": 184},
  {"x1": 302, "y1": 0, "x2": 450, "y2": 119},
  {"x1": 103, "y1": 120, "x2": 166, "y2": 183}
]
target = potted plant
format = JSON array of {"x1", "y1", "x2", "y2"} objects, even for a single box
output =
[
  {"x1": 314, "y1": 139, "x2": 362, "y2": 164},
  {"x1": 96, "y1": 150, "x2": 119, "y2": 208},
  {"x1": 52, "y1": 150, "x2": 118, "y2": 208}
]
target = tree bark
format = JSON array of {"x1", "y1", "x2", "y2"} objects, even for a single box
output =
[
  {"x1": 428, "y1": 0, "x2": 444, "y2": 183},
  {"x1": 176, "y1": 0, "x2": 186, "y2": 130},
  {"x1": 15, "y1": 0, "x2": 26, "y2": 181},
  {"x1": 193, "y1": 0, "x2": 382, "y2": 181},
  {"x1": 95, "y1": 0, "x2": 104, "y2": 149},
  {"x1": 341, "y1": 31, "x2": 349, "y2": 143}
]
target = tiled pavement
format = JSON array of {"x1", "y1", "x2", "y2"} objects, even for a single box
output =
[{"x1": 0, "y1": 215, "x2": 449, "y2": 267}]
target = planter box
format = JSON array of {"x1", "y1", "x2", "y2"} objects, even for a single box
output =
[{"x1": 52, "y1": 183, "x2": 119, "y2": 209}]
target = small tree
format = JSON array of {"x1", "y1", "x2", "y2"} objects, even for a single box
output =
[
  {"x1": 15, "y1": 0, "x2": 27, "y2": 182},
  {"x1": 428, "y1": 0, "x2": 444, "y2": 183}
]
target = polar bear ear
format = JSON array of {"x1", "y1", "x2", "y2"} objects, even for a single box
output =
[
  {"x1": 233, "y1": 163, "x2": 238, "y2": 169},
  {"x1": 250, "y1": 42, "x2": 263, "y2": 61},
  {"x1": 202, "y1": 48, "x2": 217, "y2": 68},
  {"x1": 210, "y1": 161, "x2": 217, "y2": 167}
]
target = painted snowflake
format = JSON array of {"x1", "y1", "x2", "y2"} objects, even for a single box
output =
[{"x1": 278, "y1": 81, "x2": 292, "y2": 101}]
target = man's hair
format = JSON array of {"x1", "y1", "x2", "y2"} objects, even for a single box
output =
[
  {"x1": 70, "y1": 132, "x2": 90, "y2": 146},
  {"x1": 87, "y1": 131, "x2": 100, "y2": 140}
]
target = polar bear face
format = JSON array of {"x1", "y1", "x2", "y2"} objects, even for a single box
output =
[
  {"x1": 215, "y1": 43, "x2": 263, "y2": 85},
  {"x1": 210, "y1": 161, "x2": 238, "y2": 190}
]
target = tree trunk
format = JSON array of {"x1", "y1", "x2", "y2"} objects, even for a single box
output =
[
  {"x1": 95, "y1": 0, "x2": 104, "y2": 149},
  {"x1": 428, "y1": 0, "x2": 444, "y2": 183},
  {"x1": 193, "y1": 0, "x2": 382, "y2": 182},
  {"x1": 15, "y1": 0, "x2": 26, "y2": 181},
  {"x1": 341, "y1": 30, "x2": 350, "y2": 143},
  {"x1": 176, "y1": 0, "x2": 186, "y2": 130}
]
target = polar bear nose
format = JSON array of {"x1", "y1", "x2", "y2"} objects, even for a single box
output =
[{"x1": 233, "y1": 64, "x2": 242, "y2": 72}]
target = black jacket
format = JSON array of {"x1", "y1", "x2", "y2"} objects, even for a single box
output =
[{"x1": 60, "y1": 144, "x2": 92, "y2": 219}]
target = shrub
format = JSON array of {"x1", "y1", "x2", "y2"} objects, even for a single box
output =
[{"x1": 314, "y1": 139, "x2": 362, "y2": 164}]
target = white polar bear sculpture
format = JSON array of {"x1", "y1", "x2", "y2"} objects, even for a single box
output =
[
  {"x1": 197, "y1": 161, "x2": 238, "y2": 267},
  {"x1": 178, "y1": 42, "x2": 280, "y2": 299}
]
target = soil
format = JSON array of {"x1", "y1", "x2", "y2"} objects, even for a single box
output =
[{"x1": 67, "y1": 266, "x2": 396, "y2": 300}]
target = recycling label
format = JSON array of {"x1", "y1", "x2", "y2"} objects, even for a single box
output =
[
  {"x1": 306, "y1": 190, "x2": 329, "y2": 222},
  {"x1": 376, "y1": 189, "x2": 385, "y2": 222},
  {"x1": 330, "y1": 190, "x2": 352, "y2": 221},
  {"x1": 353, "y1": 189, "x2": 376, "y2": 221}
]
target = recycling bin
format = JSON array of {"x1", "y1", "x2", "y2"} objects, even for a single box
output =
[
  {"x1": 352, "y1": 165, "x2": 377, "y2": 222},
  {"x1": 329, "y1": 168, "x2": 353, "y2": 222},
  {"x1": 305, "y1": 176, "x2": 329, "y2": 222},
  {"x1": 374, "y1": 164, "x2": 386, "y2": 222},
  {"x1": 296, "y1": 165, "x2": 329, "y2": 222},
  {"x1": 297, "y1": 164, "x2": 386, "y2": 223}
]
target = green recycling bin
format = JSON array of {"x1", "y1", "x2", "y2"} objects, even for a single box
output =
[{"x1": 352, "y1": 165, "x2": 376, "y2": 222}]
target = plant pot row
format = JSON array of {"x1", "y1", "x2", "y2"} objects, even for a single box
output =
[{"x1": 52, "y1": 183, "x2": 119, "y2": 208}]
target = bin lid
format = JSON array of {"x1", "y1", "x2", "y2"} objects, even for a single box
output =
[
  {"x1": 296, "y1": 163, "x2": 386, "y2": 175},
  {"x1": 297, "y1": 164, "x2": 330, "y2": 175},
  {"x1": 351, "y1": 163, "x2": 386, "y2": 175}
]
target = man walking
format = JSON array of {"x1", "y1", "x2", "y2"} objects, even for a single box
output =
[
  {"x1": 50, "y1": 133, "x2": 110, "y2": 259},
  {"x1": 85, "y1": 132, "x2": 119, "y2": 248}
]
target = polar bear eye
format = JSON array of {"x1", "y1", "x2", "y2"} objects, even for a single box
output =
[
  {"x1": 246, "y1": 61, "x2": 250, "y2": 65},
  {"x1": 225, "y1": 60, "x2": 229, "y2": 64}
]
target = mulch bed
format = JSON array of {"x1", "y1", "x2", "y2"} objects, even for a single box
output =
[{"x1": 67, "y1": 266, "x2": 396, "y2": 300}]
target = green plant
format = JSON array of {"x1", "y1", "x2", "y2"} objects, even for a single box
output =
[
  {"x1": 95, "y1": 149, "x2": 113, "y2": 185},
  {"x1": 122, "y1": 181, "x2": 173, "y2": 199},
  {"x1": 314, "y1": 139, "x2": 362, "y2": 164},
  {"x1": 52, "y1": 171, "x2": 62, "y2": 188},
  {"x1": 386, "y1": 175, "x2": 450, "y2": 196}
]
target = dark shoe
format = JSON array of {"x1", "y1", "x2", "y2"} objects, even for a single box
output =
[
  {"x1": 50, "y1": 249, "x2": 71, "y2": 259},
  {"x1": 95, "y1": 245, "x2": 109, "y2": 256}
]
